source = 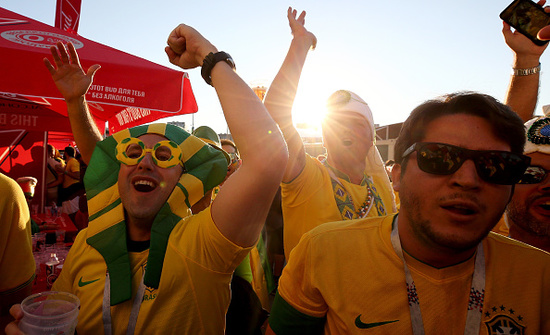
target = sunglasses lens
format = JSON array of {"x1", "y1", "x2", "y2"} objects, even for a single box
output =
[
  {"x1": 518, "y1": 166, "x2": 546, "y2": 184},
  {"x1": 474, "y1": 152, "x2": 525, "y2": 184},
  {"x1": 417, "y1": 143, "x2": 462, "y2": 175},
  {"x1": 154, "y1": 145, "x2": 173, "y2": 162},
  {"x1": 415, "y1": 143, "x2": 528, "y2": 184},
  {"x1": 125, "y1": 143, "x2": 143, "y2": 159}
]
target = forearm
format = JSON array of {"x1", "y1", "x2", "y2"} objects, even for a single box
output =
[
  {"x1": 264, "y1": 36, "x2": 311, "y2": 131},
  {"x1": 210, "y1": 62, "x2": 288, "y2": 246},
  {"x1": 66, "y1": 97, "x2": 103, "y2": 164},
  {"x1": 212, "y1": 64, "x2": 285, "y2": 166},
  {"x1": 264, "y1": 37, "x2": 312, "y2": 181},
  {"x1": 505, "y1": 54, "x2": 542, "y2": 122}
]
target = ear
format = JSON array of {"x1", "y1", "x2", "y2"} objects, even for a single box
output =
[{"x1": 391, "y1": 164, "x2": 402, "y2": 192}]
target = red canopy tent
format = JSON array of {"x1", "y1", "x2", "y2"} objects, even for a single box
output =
[{"x1": 0, "y1": 7, "x2": 198, "y2": 211}]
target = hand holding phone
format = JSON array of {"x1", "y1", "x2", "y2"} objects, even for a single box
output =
[{"x1": 500, "y1": 0, "x2": 550, "y2": 46}]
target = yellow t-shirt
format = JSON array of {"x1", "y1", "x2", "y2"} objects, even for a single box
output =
[
  {"x1": 281, "y1": 155, "x2": 395, "y2": 258},
  {"x1": 62, "y1": 157, "x2": 80, "y2": 188},
  {"x1": 0, "y1": 173, "x2": 35, "y2": 294},
  {"x1": 53, "y1": 207, "x2": 251, "y2": 334},
  {"x1": 270, "y1": 214, "x2": 550, "y2": 334}
]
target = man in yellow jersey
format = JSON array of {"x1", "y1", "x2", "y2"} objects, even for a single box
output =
[
  {"x1": 498, "y1": 16, "x2": 550, "y2": 252},
  {"x1": 506, "y1": 114, "x2": 550, "y2": 253},
  {"x1": 263, "y1": 8, "x2": 396, "y2": 259},
  {"x1": 59, "y1": 146, "x2": 84, "y2": 217},
  {"x1": 0, "y1": 173, "x2": 35, "y2": 332},
  {"x1": 268, "y1": 92, "x2": 550, "y2": 334},
  {"x1": 6, "y1": 23, "x2": 287, "y2": 335}
]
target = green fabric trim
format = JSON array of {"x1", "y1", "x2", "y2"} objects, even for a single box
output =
[
  {"x1": 86, "y1": 222, "x2": 131, "y2": 305},
  {"x1": 257, "y1": 235, "x2": 275, "y2": 293},
  {"x1": 129, "y1": 124, "x2": 149, "y2": 137},
  {"x1": 88, "y1": 198, "x2": 122, "y2": 222},
  {"x1": 269, "y1": 292, "x2": 326, "y2": 335},
  {"x1": 175, "y1": 183, "x2": 191, "y2": 209},
  {"x1": 0, "y1": 273, "x2": 35, "y2": 296},
  {"x1": 144, "y1": 202, "x2": 180, "y2": 289},
  {"x1": 186, "y1": 145, "x2": 227, "y2": 192},
  {"x1": 31, "y1": 218, "x2": 40, "y2": 235},
  {"x1": 85, "y1": 136, "x2": 120, "y2": 200},
  {"x1": 234, "y1": 253, "x2": 253, "y2": 283}
]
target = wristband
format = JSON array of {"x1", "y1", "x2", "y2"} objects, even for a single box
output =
[
  {"x1": 201, "y1": 52, "x2": 236, "y2": 86},
  {"x1": 513, "y1": 63, "x2": 541, "y2": 76}
]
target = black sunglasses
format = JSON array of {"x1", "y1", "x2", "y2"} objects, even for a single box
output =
[
  {"x1": 402, "y1": 142, "x2": 531, "y2": 185},
  {"x1": 517, "y1": 166, "x2": 550, "y2": 184}
]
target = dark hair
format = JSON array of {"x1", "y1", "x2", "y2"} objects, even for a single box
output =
[
  {"x1": 395, "y1": 92, "x2": 526, "y2": 171},
  {"x1": 64, "y1": 146, "x2": 76, "y2": 158},
  {"x1": 220, "y1": 139, "x2": 239, "y2": 155}
]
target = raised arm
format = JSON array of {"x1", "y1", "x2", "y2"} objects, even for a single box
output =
[
  {"x1": 503, "y1": 1, "x2": 549, "y2": 121},
  {"x1": 166, "y1": 24, "x2": 288, "y2": 247},
  {"x1": 44, "y1": 42, "x2": 103, "y2": 164},
  {"x1": 263, "y1": 8, "x2": 317, "y2": 182}
]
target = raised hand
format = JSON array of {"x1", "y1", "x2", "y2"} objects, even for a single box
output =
[
  {"x1": 288, "y1": 7, "x2": 317, "y2": 50},
  {"x1": 165, "y1": 24, "x2": 217, "y2": 69},
  {"x1": 502, "y1": 0, "x2": 549, "y2": 58},
  {"x1": 43, "y1": 42, "x2": 100, "y2": 103}
]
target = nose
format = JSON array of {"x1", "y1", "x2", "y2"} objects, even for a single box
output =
[
  {"x1": 136, "y1": 152, "x2": 155, "y2": 170},
  {"x1": 448, "y1": 159, "x2": 481, "y2": 189}
]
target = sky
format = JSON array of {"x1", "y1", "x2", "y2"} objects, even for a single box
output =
[{"x1": 2, "y1": 0, "x2": 549, "y2": 134}]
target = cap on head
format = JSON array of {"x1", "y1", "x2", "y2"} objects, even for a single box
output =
[
  {"x1": 193, "y1": 126, "x2": 230, "y2": 164},
  {"x1": 325, "y1": 90, "x2": 375, "y2": 139},
  {"x1": 524, "y1": 113, "x2": 550, "y2": 155}
]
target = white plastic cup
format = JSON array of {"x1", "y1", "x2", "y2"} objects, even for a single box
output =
[{"x1": 19, "y1": 291, "x2": 80, "y2": 335}]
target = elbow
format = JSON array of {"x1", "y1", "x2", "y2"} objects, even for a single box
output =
[{"x1": 253, "y1": 135, "x2": 289, "y2": 177}]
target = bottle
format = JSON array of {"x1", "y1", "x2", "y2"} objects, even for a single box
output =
[
  {"x1": 45, "y1": 253, "x2": 60, "y2": 289},
  {"x1": 51, "y1": 203, "x2": 58, "y2": 218}
]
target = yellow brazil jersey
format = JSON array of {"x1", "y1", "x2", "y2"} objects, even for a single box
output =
[
  {"x1": 270, "y1": 214, "x2": 550, "y2": 334},
  {"x1": 53, "y1": 207, "x2": 251, "y2": 334},
  {"x1": 62, "y1": 157, "x2": 80, "y2": 188},
  {"x1": 281, "y1": 155, "x2": 395, "y2": 259},
  {"x1": 0, "y1": 173, "x2": 35, "y2": 294}
]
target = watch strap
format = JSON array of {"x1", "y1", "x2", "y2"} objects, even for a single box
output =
[
  {"x1": 201, "y1": 51, "x2": 236, "y2": 86},
  {"x1": 513, "y1": 63, "x2": 541, "y2": 76}
]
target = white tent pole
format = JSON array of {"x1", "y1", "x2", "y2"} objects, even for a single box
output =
[{"x1": 41, "y1": 131, "x2": 47, "y2": 214}]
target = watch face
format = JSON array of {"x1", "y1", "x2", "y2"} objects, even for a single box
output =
[{"x1": 224, "y1": 56, "x2": 236, "y2": 70}]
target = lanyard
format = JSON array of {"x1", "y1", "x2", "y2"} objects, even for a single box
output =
[
  {"x1": 102, "y1": 271, "x2": 146, "y2": 335},
  {"x1": 390, "y1": 217, "x2": 485, "y2": 335}
]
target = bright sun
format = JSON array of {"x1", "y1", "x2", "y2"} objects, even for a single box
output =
[{"x1": 291, "y1": 86, "x2": 327, "y2": 134}]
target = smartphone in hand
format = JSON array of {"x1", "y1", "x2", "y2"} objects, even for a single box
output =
[{"x1": 500, "y1": 0, "x2": 550, "y2": 46}]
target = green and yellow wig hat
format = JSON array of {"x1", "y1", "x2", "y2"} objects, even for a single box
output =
[{"x1": 83, "y1": 123, "x2": 228, "y2": 305}]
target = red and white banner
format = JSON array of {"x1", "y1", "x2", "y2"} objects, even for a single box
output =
[{"x1": 55, "y1": 0, "x2": 82, "y2": 34}]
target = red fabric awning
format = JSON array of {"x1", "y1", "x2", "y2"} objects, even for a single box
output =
[{"x1": 0, "y1": 6, "x2": 198, "y2": 131}]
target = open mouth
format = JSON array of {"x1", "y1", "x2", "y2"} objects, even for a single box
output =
[
  {"x1": 442, "y1": 204, "x2": 478, "y2": 216},
  {"x1": 133, "y1": 179, "x2": 156, "y2": 193},
  {"x1": 539, "y1": 200, "x2": 550, "y2": 210}
]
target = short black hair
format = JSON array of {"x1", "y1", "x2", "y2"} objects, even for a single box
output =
[
  {"x1": 395, "y1": 92, "x2": 526, "y2": 171},
  {"x1": 64, "y1": 146, "x2": 76, "y2": 158}
]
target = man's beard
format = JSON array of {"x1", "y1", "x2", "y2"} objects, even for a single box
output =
[
  {"x1": 400, "y1": 190, "x2": 493, "y2": 254},
  {"x1": 507, "y1": 200, "x2": 550, "y2": 237}
]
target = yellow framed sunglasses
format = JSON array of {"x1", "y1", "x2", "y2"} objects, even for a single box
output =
[{"x1": 115, "y1": 137, "x2": 183, "y2": 169}]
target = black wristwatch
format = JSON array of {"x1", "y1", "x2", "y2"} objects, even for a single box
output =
[{"x1": 201, "y1": 51, "x2": 236, "y2": 86}]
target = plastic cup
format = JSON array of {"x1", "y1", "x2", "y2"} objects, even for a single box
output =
[{"x1": 19, "y1": 291, "x2": 80, "y2": 335}]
